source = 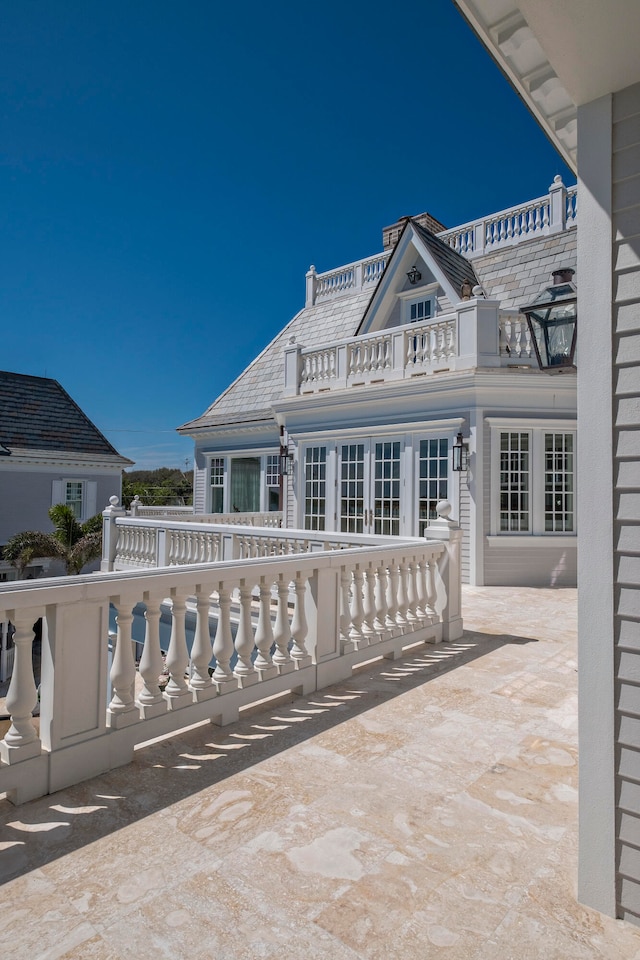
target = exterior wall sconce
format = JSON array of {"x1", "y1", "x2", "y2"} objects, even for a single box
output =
[
  {"x1": 406, "y1": 265, "x2": 422, "y2": 285},
  {"x1": 452, "y1": 432, "x2": 469, "y2": 472},
  {"x1": 521, "y1": 268, "x2": 577, "y2": 371},
  {"x1": 279, "y1": 449, "x2": 293, "y2": 476}
]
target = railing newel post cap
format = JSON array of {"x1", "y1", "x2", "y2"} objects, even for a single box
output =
[
  {"x1": 103, "y1": 495, "x2": 126, "y2": 517},
  {"x1": 436, "y1": 500, "x2": 452, "y2": 519}
]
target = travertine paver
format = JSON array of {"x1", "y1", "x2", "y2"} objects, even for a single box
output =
[{"x1": 1, "y1": 586, "x2": 640, "y2": 959}]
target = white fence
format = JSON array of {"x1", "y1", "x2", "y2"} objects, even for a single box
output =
[{"x1": 0, "y1": 513, "x2": 462, "y2": 805}]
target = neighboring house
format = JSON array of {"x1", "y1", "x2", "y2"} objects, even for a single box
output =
[
  {"x1": 0, "y1": 371, "x2": 132, "y2": 580},
  {"x1": 454, "y1": 0, "x2": 640, "y2": 927},
  {"x1": 179, "y1": 177, "x2": 578, "y2": 587}
]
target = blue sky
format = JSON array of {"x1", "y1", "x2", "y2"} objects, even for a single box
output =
[{"x1": 0, "y1": 1, "x2": 573, "y2": 470}]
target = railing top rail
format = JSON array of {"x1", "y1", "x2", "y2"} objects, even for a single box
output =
[
  {"x1": 314, "y1": 250, "x2": 391, "y2": 281},
  {"x1": 436, "y1": 193, "x2": 552, "y2": 241},
  {"x1": 299, "y1": 311, "x2": 457, "y2": 356},
  {"x1": 0, "y1": 538, "x2": 445, "y2": 608}
]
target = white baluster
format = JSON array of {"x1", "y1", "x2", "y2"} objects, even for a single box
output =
[
  {"x1": 424, "y1": 557, "x2": 437, "y2": 621},
  {"x1": 415, "y1": 558, "x2": 428, "y2": 621},
  {"x1": 405, "y1": 561, "x2": 419, "y2": 623},
  {"x1": 212, "y1": 585, "x2": 236, "y2": 686},
  {"x1": 190, "y1": 588, "x2": 215, "y2": 696},
  {"x1": 164, "y1": 595, "x2": 191, "y2": 706},
  {"x1": 254, "y1": 578, "x2": 277, "y2": 678},
  {"x1": 273, "y1": 576, "x2": 294, "y2": 671},
  {"x1": 0, "y1": 612, "x2": 41, "y2": 761},
  {"x1": 340, "y1": 567, "x2": 355, "y2": 653},
  {"x1": 361, "y1": 566, "x2": 376, "y2": 639},
  {"x1": 137, "y1": 596, "x2": 166, "y2": 718},
  {"x1": 349, "y1": 567, "x2": 366, "y2": 646},
  {"x1": 396, "y1": 561, "x2": 409, "y2": 626},
  {"x1": 374, "y1": 565, "x2": 388, "y2": 635},
  {"x1": 234, "y1": 582, "x2": 258, "y2": 684},
  {"x1": 385, "y1": 561, "x2": 399, "y2": 630},
  {"x1": 290, "y1": 574, "x2": 311, "y2": 665},
  {"x1": 108, "y1": 603, "x2": 139, "y2": 727}
]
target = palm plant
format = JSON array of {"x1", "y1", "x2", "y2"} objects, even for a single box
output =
[{"x1": 4, "y1": 504, "x2": 103, "y2": 577}]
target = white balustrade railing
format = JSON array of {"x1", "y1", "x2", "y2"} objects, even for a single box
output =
[
  {"x1": 307, "y1": 252, "x2": 391, "y2": 306},
  {"x1": 438, "y1": 177, "x2": 575, "y2": 258},
  {"x1": 305, "y1": 180, "x2": 576, "y2": 305},
  {"x1": 406, "y1": 319, "x2": 457, "y2": 367},
  {"x1": 0, "y1": 512, "x2": 462, "y2": 805},
  {"x1": 109, "y1": 517, "x2": 412, "y2": 571},
  {"x1": 129, "y1": 499, "x2": 282, "y2": 529},
  {"x1": 296, "y1": 314, "x2": 458, "y2": 392},
  {"x1": 499, "y1": 313, "x2": 535, "y2": 362}
]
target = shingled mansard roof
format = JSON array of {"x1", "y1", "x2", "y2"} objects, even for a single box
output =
[
  {"x1": 0, "y1": 370, "x2": 131, "y2": 462},
  {"x1": 179, "y1": 223, "x2": 577, "y2": 435}
]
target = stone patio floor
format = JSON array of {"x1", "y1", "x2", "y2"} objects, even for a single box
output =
[{"x1": 2, "y1": 585, "x2": 640, "y2": 959}]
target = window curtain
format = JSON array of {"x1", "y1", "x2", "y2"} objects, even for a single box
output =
[{"x1": 230, "y1": 458, "x2": 260, "y2": 512}]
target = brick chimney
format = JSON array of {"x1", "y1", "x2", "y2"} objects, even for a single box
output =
[{"x1": 382, "y1": 211, "x2": 447, "y2": 250}]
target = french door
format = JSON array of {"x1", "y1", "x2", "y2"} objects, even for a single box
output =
[{"x1": 339, "y1": 439, "x2": 402, "y2": 535}]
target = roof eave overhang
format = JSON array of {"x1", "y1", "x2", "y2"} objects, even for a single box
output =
[{"x1": 453, "y1": 1, "x2": 577, "y2": 174}]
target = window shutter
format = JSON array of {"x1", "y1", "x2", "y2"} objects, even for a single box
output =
[
  {"x1": 52, "y1": 480, "x2": 64, "y2": 506},
  {"x1": 85, "y1": 481, "x2": 97, "y2": 519}
]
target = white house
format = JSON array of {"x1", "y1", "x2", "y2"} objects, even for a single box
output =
[
  {"x1": 0, "y1": 370, "x2": 132, "y2": 580},
  {"x1": 453, "y1": 0, "x2": 640, "y2": 926},
  {"x1": 179, "y1": 178, "x2": 578, "y2": 588}
]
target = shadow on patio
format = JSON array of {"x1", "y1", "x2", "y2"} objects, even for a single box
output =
[{"x1": 3, "y1": 586, "x2": 639, "y2": 960}]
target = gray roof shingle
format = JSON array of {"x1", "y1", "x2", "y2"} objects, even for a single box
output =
[{"x1": 180, "y1": 227, "x2": 577, "y2": 434}]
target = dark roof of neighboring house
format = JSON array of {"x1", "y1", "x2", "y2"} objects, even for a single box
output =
[{"x1": 0, "y1": 371, "x2": 129, "y2": 459}]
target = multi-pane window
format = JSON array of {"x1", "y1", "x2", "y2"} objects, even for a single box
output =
[
  {"x1": 340, "y1": 444, "x2": 365, "y2": 533},
  {"x1": 410, "y1": 299, "x2": 433, "y2": 322},
  {"x1": 373, "y1": 441, "x2": 401, "y2": 535},
  {"x1": 418, "y1": 439, "x2": 448, "y2": 536},
  {"x1": 499, "y1": 432, "x2": 529, "y2": 532},
  {"x1": 65, "y1": 481, "x2": 83, "y2": 521},
  {"x1": 544, "y1": 433, "x2": 574, "y2": 532},
  {"x1": 304, "y1": 446, "x2": 326, "y2": 531},
  {"x1": 266, "y1": 454, "x2": 280, "y2": 511},
  {"x1": 210, "y1": 458, "x2": 224, "y2": 513}
]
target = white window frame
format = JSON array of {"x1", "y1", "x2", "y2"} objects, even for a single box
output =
[
  {"x1": 398, "y1": 283, "x2": 439, "y2": 326},
  {"x1": 487, "y1": 418, "x2": 577, "y2": 541},
  {"x1": 206, "y1": 450, "x2": 282, "y2": 514},
  {"x1": 52, "y1": 479, "x2": 97, "y2": 523},
  {"x1": 296, "y1": 418, "x2": 463, "y2": 535}
]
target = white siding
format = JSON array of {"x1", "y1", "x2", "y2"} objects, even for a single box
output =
[{"x1": 613, "y1": 81, "x2": 640, "y2": 924}]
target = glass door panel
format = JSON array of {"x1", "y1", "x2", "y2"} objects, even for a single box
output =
[
  {"x1": 373, "y1": 441, "x2": 401, "y2": 535},
  {"x1": 340, "y1": 443, "x2": 366, "y2": 533}
]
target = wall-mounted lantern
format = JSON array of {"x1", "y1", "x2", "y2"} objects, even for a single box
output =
[
  {"x1": 452, "y1": 432, "x2": 468, "y2": 472},
  {"x1": 406, "y1": 265, "x2": 422, "y2": 285},
  {"x1": 279, "y1": 448, "x2": 293, "y2": 476},
  {"x1": 521, "y1": 268, "x2": 577, "y2": 371}
]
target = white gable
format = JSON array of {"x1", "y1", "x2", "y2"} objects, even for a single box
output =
[{"x1": 358, "y1": 223, "x2": 463, "y2": 335}]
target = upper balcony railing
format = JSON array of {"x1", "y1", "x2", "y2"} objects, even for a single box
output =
[
  {"x1": 0, "y1": 508, "x2": 462, "y2": 805},
  {"x1": 284, "y1": 299, "x2": 538, "y2": 396},
  {"x1": 305, "y1": 178, "x2": 577, "y2": 306}
]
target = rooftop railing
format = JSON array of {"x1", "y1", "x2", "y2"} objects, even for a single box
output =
[
  {"x1": 0, "y1": 508, "x2": 462, "y2": 805},
  {"x1": 305, "y1": 178, "x2": 577, "y2": 306}
]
